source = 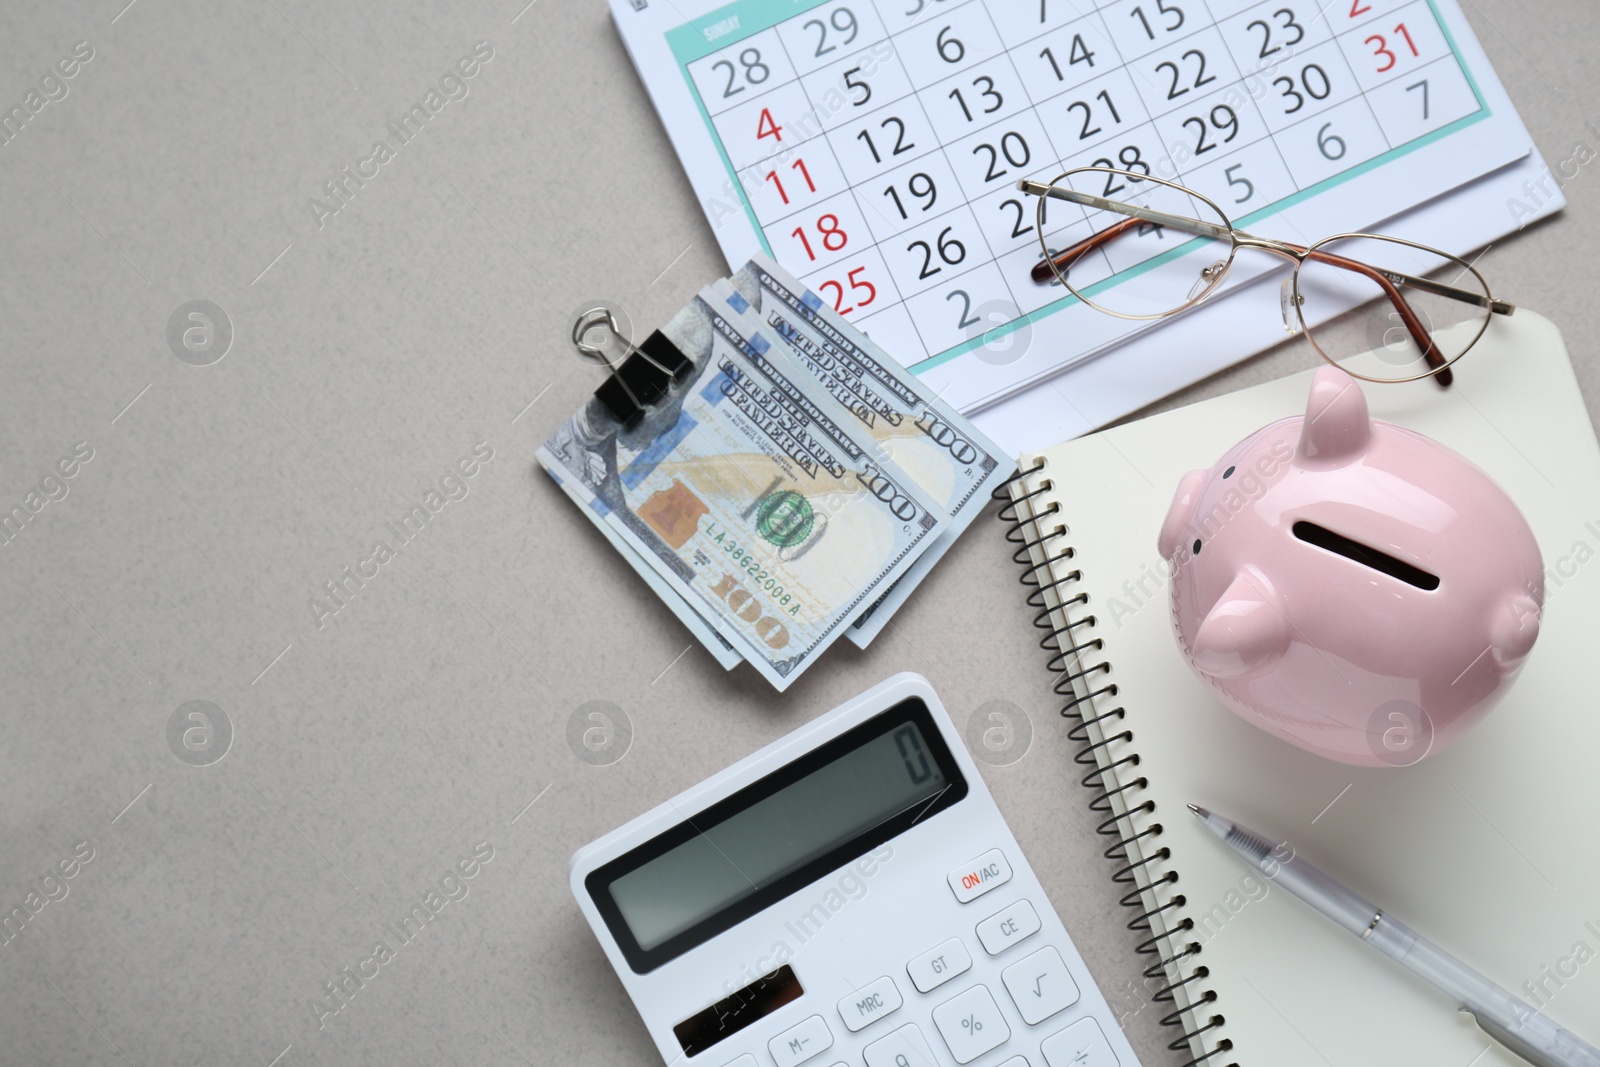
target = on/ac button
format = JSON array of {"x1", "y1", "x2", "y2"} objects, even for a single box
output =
[{"x1": 947, "y1": 849, "x2": 1012, "y2": 903}]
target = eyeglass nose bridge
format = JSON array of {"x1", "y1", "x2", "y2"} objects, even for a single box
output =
[
  {"x1": 1232, "y1": 232, "x2": 1309, "y2": 261},
  {"x1": 1228, "y1": 232, "x2": 1313, "y2": 335},
  {"x1": 1164, "y1": 230, "x2": 1303, "y2": 312}
]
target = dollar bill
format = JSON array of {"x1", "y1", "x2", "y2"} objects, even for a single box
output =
[
  {"x1": 727, "y1": 255, "x2": 1013, "y2": 647},
  {"x1": 537, "y1": 293, "x2": 944, "y2": 690},
  {"x1": 543, "y1": 464, "x2": 742, "y2": 671}
]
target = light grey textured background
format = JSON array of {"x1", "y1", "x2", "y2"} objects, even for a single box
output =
[{"x1": 0, "y1": 2, "x2": 1595, "y2": 1065}]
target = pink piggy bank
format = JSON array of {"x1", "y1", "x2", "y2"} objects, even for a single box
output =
[{"x1": 1159, "y1": 366, "x2": 1543, "y2": 766}]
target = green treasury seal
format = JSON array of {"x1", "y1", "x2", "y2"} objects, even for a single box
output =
[{"x1": 755, "y1": 490, "x2": 815, "y2": 548}]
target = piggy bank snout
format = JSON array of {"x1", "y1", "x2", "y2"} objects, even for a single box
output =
[{"x1": 1159, "y1": 469, "x2": 1208, "y2": 560}]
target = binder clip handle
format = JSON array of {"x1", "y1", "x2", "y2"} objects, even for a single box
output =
[{"x1": 572, "y1": 307, "x2": 693, "y2": 429}]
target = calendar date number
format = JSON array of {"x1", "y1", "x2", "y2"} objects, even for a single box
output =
[{"x1": 816, "y1": 266, "x2": 879, "y2": 316}]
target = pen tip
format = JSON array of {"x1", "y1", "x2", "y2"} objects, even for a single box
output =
[{"x1": 1187, "y1": 803, "x2": 1208, "y2": 818}]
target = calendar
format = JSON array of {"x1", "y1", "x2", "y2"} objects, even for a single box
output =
[{"x1": 610, "y1": 0, "x2": 1533, "y2": 414}]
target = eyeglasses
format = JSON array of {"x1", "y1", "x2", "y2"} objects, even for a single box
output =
[{"x1": 1020, "y1": 167, "x2": 1515, "y2": 386}]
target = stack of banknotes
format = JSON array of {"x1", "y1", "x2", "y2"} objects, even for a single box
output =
[{"x1": 538, "y1": 255, "x2": 1012, "y2": 691}]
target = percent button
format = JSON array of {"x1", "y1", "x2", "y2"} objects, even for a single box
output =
[{"x1": 931, "y1": 984, "x2": 1009, "y2": 1064}]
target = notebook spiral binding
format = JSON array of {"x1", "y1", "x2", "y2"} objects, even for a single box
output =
[{"x1": 993, "y1": 461, "x2": 1236, "y2": 1067}]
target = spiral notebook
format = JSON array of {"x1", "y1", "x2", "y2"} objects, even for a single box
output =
[{"x1": 1002, "y1": 310, "x2": 1600, "y2": 1066}]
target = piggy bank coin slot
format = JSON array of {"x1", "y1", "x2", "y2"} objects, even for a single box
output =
[{"x1": 1292, "y1": 521, "x2": 1440, "y2": 591}]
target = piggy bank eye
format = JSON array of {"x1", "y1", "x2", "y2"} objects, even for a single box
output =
[
  {"x1": 1193, "y1": 539, "x2": 1202, "y2": 555},
  {"x1": 1222, "y1": 465, "x2": 1235, "y2": 479}
]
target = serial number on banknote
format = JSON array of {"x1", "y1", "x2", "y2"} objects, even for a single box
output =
[{"x1": 702, "y1": 521, "x2": 803, "y2": 616}]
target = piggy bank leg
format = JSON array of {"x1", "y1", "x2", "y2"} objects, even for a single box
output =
[
  {"x1": 1192, "y1": 571, "x2": 1292, "y2": 679},
  {"x1": 1491, "y1": 592, "x2": 1541, "y2": 667}
]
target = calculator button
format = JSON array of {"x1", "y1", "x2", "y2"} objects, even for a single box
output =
[
  {"x1": 768, "y1": 1014, "x2": 833, "y2": 1067},
  {"x1": 1041, "y1": 1017, "x2": 1119, "y2": 1067},
  {"x1": 721, "y1": 1057, "x2": 758, "y2": 1067},
  {"x1": 907, "y1": 936, "x2": 972, "y2": 993},
  {"x1": 931, "y1": 983, "x2": 1011, "y2": 1064},
  {"x1": 837, "y1": 975, "x2": 902, "y2": 1032},
  {"x1": 863, "y1": 1023, "x2": 939, "y2": 1067},
  {"x1": 1002, "y1": 946, "x2": 1080, "y2": 1025},
  {"x1": 976, "y1": 899, "x2": 1040, "y2": 955},
  {"x1": 996, "y1": 1059, "x2": 1030, "y2": 1067},
  {"x1": 947, "y1": 849, "x2": 1012, "y2": 902}
]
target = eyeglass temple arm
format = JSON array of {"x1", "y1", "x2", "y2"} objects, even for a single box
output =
[
  {"x1": 1027, "y1": 216, "x2": 1141, "y2": 283},
  {"x1": 1021, "y1": 180, "x2": 1230, "y2": 283},
  {"x1": 1366, "y1": 270, "x2": 1514, "y2": 316},
  {"x1": 1020, "y1": 181, "x2": 1506, "y2": 387},
  {"x1": 1022, "y1": 181, "x2": 1513, "y2": 312},
  {"x1": 1018, "y1": 180, "x2": 1233, "y2": 239}
]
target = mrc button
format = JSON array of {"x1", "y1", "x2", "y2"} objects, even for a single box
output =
[
  {"x1": 837, "y1": 975, "x2": 903, "y2": 1032},
  {"x1": 947, "y1": 849, "x2": 1012, "y2": 903}
]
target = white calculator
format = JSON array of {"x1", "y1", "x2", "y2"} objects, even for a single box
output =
[{"x1": 569, "y1": 673, "x2": 1141, "y2": 1067}]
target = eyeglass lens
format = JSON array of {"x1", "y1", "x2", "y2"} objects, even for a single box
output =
[
  {"x1": 1036, "y1": 168, "x2": 1237, "y2": 321},
  {"x1": 1292, "y1": 235, "x2": 1491, "y2": 381}
]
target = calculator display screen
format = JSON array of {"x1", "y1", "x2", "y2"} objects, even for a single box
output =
[{"x1": 589, "y1": 697, "x2": 966, "y2": 973}]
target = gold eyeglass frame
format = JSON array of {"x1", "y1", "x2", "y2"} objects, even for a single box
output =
[{"x1": 1020, "y1": 167, "x2": 1515, "y2": 386}]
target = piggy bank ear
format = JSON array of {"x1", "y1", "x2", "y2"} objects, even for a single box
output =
[
  {"x1": 1159, "y1": 469, "x2": 1208, "y2": 560},
  {"x1": 1296, "y1": 365, "x2": 1372, "y2": 467},
  {"x1": 1191, "y1": 572, "x2": 1291, "y2": 679},
  {"x1": 1490, "y1": 592, "x2": 1541, "y2": 667}
]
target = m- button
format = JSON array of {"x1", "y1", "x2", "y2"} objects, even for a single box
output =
[
  {"x1": 768, "y1": 1014, "x2": 832, "y2": 1067},
  {"x1": 837, "y1": 976, "x2": 903, "y2": 1032},
  {"x1": 947, "y1": 849, "x2": 1012, "y2": 903}
]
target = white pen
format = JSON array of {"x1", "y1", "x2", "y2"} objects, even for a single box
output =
[{"x1": 1190, "y1": 803, "x2": 1600, "y2": 1067}]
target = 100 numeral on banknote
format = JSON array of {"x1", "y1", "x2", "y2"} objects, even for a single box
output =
[{"x1": 727, "y1": 257, "x2": 1011, "y2": 647}]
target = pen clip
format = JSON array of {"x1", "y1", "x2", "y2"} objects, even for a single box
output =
[{"x1": 1462, "y1": 1007, "x2": 1558, "y2": 1067}]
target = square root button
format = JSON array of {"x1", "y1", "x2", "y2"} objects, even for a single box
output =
[
  {"x1": 947, "y1": 849, "x2": 1012, "y2": 902},
  {"x1": 1002, "y1": 945, "x2": 1080, "y2": 1024}
]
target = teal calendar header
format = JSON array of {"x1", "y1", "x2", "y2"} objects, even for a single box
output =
[{"x1": 667, "y1": 0, "x2": 833, "y2": 65}]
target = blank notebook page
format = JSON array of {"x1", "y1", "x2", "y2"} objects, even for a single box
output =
[{"x1": 1013, "y1": 311, "x2": 1600, "y2": 1066}]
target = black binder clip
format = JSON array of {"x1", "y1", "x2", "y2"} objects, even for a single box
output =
[{"x1": 572, "y1": 308, "x2": 693, "y2": 429}]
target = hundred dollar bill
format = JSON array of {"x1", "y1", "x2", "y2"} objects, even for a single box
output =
[
  {"x1": 544, "y1": 465, "x2": 741, "y2": 671},
  {"x1": 727, "y1": 254, "x2": 1012, "y2": 647},
  {"x1": 537, "y1": 293, "x2": 944, "y2": 690}
]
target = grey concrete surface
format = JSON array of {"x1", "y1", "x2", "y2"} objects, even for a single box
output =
[{"x1": 0, "y1": 1, "x2": 1595, "y2": 1065}]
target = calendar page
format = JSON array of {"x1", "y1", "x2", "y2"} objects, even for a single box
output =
[{"x1": 610, "y1": 0, "x2": 1533, "y2": 415}]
